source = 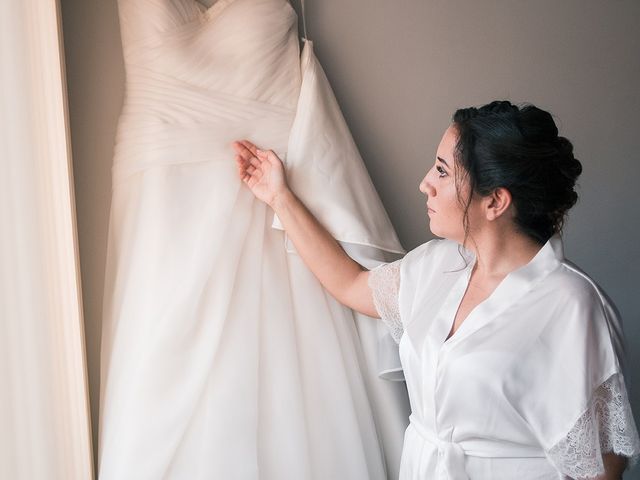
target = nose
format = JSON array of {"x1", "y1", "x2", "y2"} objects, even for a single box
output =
[{"x1": 419, "y1": 171, "x2": 435, "y2": 197}]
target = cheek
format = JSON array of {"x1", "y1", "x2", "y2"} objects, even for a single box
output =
[{"x1": 444, "y1": 187, "x2": 466, "y2": 218}]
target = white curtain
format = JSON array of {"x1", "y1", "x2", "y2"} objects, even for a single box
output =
[{"x1": 0, "y1": 0, "x2": 93, "y2": 478}]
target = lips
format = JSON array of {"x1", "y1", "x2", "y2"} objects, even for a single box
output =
[{"x1": 427, "y1": 205, "x2": 435, "y2": 214}]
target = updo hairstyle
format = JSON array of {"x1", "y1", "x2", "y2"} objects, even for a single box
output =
[{"x1": 452, "y1": 100, "x2": 583, "y2": 244}]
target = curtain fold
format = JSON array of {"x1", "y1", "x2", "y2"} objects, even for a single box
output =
[{"x1": 0, "y1": 0, "x2": 93, "y2": 478}]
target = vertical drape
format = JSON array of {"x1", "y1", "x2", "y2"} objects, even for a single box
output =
[{"x1": 0, "y1": 0, "x2": 93, "y2": 478}]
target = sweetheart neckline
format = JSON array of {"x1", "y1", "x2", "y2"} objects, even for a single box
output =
[
  {"x1": 193, "y1": 0, "x2": 217, "y2": 14},
  {"x1": 194, "y1": 0, "x2": 296, "y2": 25},
  {"x1": 196, "y1": 0, "x2": 238, "y2": 21}
]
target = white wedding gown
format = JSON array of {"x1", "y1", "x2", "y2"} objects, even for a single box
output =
[{"x1": 99, "y1": 0, "x2": 409, "y2": 478}]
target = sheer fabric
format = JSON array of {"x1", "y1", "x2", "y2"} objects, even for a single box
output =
[
  {"x1": 367, "y1": 236, "x2": 640, "y2": 479},
  {"x1": 369, "y1": 259, "x2": 403, "y2": 344},
  {"x1": 99, "y1": 1, "x2": 409, "y2": 478},
  {"x1": 547, "y1": 373, "x2": 640, "y2": 478}
]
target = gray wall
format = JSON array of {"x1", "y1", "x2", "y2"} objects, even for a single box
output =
[
  {"x1": 61, "y1": 0, "x2": 640, "y2": 476},
  {"x1": 60, "y1": 0, "x2": 124, "y2": 467}
]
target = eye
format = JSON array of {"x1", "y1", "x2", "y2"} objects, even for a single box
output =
[{"x1": 436, "y1": 165, "x2": 447, "y2": 177}]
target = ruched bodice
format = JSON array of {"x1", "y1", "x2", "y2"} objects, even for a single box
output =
[
  {"x1": 114, "y1": 0, "x2": 300, "y2": 180},
  {"x1": 99, "y1": 1, "x2": 409, "y2": 478},
  {"x1": 120, "y1": 0, "x2": 299, "y2": 106}
]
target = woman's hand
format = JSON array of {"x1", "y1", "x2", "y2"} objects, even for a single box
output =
[
  {"x1": 231, "y1": 139, "x2": 377, "y2": 317},
  {"x1": 232, "y1": 140, "x2": 289, "y2": 207}
]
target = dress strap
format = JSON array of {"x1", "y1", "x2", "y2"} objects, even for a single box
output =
[{"x1": 300, "y1": 0, "x2": 308, "y2": 40}]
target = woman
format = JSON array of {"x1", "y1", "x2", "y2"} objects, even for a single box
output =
[{"x1": 233, "y1": 101, "x2": 640, "y2": 479}]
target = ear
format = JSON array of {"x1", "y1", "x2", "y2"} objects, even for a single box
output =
[{"x1": 484, "y1": 187, "x2": 512, "y2": 221}]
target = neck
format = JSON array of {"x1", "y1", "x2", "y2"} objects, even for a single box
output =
[{"x1": 464, "y1": 228, "x2": 543, "y2": 279}]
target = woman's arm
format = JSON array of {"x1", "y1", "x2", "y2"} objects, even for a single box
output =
[{"x1": 233, "y1": 140, "x2": 378, "y2": 317}]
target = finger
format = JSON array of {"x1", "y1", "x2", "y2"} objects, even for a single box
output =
[
  {"x1": 240, "y1": 139, "x2": 260, "y2": 158},
  {"x1": 246, "y1": 176, "x2": 259, "y2": 189},
  {"x1": 240, "y1": 139, "x2": 258, "y2": 153},
  {"x1": 236, "y1": 153, "x2": 257, "y2": 171},
  {"x1": 233, "y1": 141, "x2": 256, "y2": 162},
  {"x1": 232, "y1": 141, "x2": 250, "y2": 158},
  {"x1": 249, "y1": 156, "x2": 262, "y2": 170},
  {"x1": 241, "y1": 145, "x2": 266, "y2": 171},
  {"x1": 235, "y1": 155, "x2": 252, "y2": 178},
  {"x1": 232, "y1": 139, "x2": 256, "y2": 153},
  {"x1": 267, "y1": 151, "x2": 282, "y2": 166},
  {"x1": 235, "y1": 154, "x2": 248, "y2": 169},
  {"x1": 257, "y1": 148, "x2": 281, "y2": 165}
]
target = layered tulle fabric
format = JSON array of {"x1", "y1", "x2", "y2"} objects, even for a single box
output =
[{"x1": 99, "y1": 1, "x2": 409, "y2": 478}]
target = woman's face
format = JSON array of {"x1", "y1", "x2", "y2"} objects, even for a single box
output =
[{"x1": 419, "y1": 125, "x2": 476, "y2": 242}]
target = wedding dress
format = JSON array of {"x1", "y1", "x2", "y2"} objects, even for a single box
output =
[{"x1": 99, "y1": 0, "x2": 409, "y2": 478}]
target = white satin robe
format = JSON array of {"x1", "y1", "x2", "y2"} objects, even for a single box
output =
[{"x1": 369, "y1": 236, "x2": 640, "y2": 479}]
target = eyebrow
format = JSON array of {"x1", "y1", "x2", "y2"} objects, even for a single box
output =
[{"x1": 437, "y1": 156, "x2": 450, "y2": 168}]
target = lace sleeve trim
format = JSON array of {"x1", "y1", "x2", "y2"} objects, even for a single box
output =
[
  {"x1": 546, "y1": 372, "x2": 640, "y2": 478},
  {"x1": 368, "y1": 260, "x2": 403, "y2": 344}
]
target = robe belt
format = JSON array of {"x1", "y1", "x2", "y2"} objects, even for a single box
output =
[
  {"x1": 409, "y1": 415, "x2": 469, "y2": 480},
  {"x1": 408, "y1": 415, "x2": 546, "y2": 480}
]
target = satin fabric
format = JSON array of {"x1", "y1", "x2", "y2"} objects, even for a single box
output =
[
  {"x1": 99, "y1": 0, "x2": 409, "y2": 478},
  {"x1": 274, "y1": 39, "x2": 407, "y2": 381},
  {"x1": 392, "y1": 236, "x2": 637, "y2": 479}
]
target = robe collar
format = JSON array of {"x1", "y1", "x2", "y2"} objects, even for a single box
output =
[{"x1": 406, "y1": 234, "x2": 564, "y2": 353}]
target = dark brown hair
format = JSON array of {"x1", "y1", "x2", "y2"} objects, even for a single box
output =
[{"x1": 453, "y1": 100, "x2": 582, "y2": 245}]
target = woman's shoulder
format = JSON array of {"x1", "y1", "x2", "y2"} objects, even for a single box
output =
[
  {"x1": 546, "y1": 259, "x2": 618, "y2": 313},
  {"x1": 537, "y1": 258, "x2": 625, "y2": 364}
]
